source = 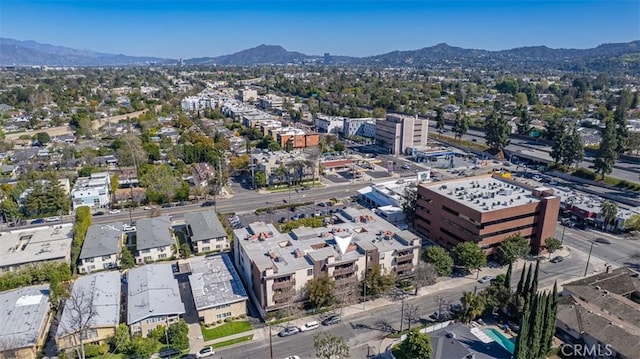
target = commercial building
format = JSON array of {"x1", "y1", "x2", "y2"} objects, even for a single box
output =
[
  {"x1": 55, "y1": 272, "x2": 121, "y2": 351},
  {"x1": 274, "y1": 128, "x2": 320, "y2": 149},
  {"x1": 238, "y1": 88, "x2": 258, "y2": 103},
  {"x1": 556, "y1": 268, "x2": 640, "y2": 359},
  {"x1": 314, "y1": 115, "x2": 344, "y2": 134},
  {"x1": 188, "y1": 254, "x2": 248, "y2": 324},
  {"x1": 375, "y1": 114, "x2": 428, "y2": 155},
  {"x1": 342, "y1": 117, "x2": 377, "y2": 138},
  {"x1": 414, "y1": 174, "x2": 560, "y2": 254},
  {"x1": 233, "y1": 207, "x2": 420, "y2": 318},
  {"x1": 70, "y1": 172, "x2": 111, "y2": 211},
  {"x1": 78, "y1": 223, "x2": 124, "y2": 274},
  {"x1": 259, "y1": 95, "x2": 284, "y2": 110},
  {"x1": 184, "y1": 211, "x2": 229, "y2": 254},
  {"x1": 0, "y1": 224, "x2": 73, "y2": 273},
  {"x1": 251, "y1": 151, "x2": 318, "y2": 186},
  {"x1": 126, "y1": 264, "x2": 185, "y2": 337},
  {"x1": 0, "y1": 285, "x2": 51, "y2": 359},
  {"x1": 134, "y1": 216, "x2": 176, "y2": 264}
]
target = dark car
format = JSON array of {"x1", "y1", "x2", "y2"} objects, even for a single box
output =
[
  {"x1": 550, "y1": 256, "x2": 564, "y2": 263},
  {"x1": 31, "y1": 218, "x2": 45, "y2": 224},
  {"x1": 321, "y1": 315, "x2": 341, "y2": 326},
  {"x1": 595, "y1": 237, "x2": 612, "y2": 244},
  {"x1": 93, "y1": 211, "x2": 105, "y2": 216},
  {"x1": 278, "y1": 326, "x2": 299, "y2": 337},
  {"x1": 180, "y1": 355, "x2": 196, "y2": 359},
  {"x1": 201, "y1": 201, "x2": 216, "y2": 207},
  {"x1": 278, "y1": 217, "x2": 287, "y2": 223},
  {"x1": 158, "y1": 348, "x2": 181, "y2": 358}
]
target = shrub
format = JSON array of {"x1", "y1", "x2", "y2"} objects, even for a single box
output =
[{"x1": 572, "y1": 168, "x2": 597, "y2": 181}]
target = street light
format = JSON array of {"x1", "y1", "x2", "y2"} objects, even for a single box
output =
[{"x1": 584, "y1": 241, "x2": 598, "y2": 277}]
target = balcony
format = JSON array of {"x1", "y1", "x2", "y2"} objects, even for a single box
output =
[
  {"x1": 396, "y1": 253, "x2": 414, "y2": 262},
  {"x1": 335, "y1": 276, "x2": 357, "y2": 287},
  {"x1": 395, "y1": 263, "x2": 413, "y2": 272},
  {"x1": 272, "y1": 291, "x2": 293, "y2": 301},
  {"x1": 272, "y1": 278, "x2": 295, "y2": 290},
  {"x1": 333, "y1": 264, "x2": 358, "y2": 276}
]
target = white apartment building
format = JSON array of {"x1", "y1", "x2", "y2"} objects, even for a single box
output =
[
  {"x1": 342, "y1": 117, "x2": 377, "y2": 138},
  {"x1": 134, "y1": 216, "x2": 176, "y2": 264},
  {"x1": 71, "y1": 172, "x2": 111, "y2": 211},
  {"x1": 233, "y1": 207, "x2": 421, "y2": 318},
  {"x1": 259, "y1": 95, "x2": 284, "y2": 110},
  {"x1": 315, "y1": 115, "x2": 345, "y2": 134}
]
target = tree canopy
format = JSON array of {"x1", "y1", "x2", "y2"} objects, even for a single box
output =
[
  {"x1": 451, "y1": 242, "x2": 487, "y2": 273},
  {"x1": 422, "y1": 246, "x2": 453, "y2": 276}
]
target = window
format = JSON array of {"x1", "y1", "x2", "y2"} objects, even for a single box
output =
[
  {"x1": 202, "y1": 239, "x2": 210, "y2": 244},
  {"x1": 379, "y1": 253, "x2": 385, "y2": 260},
  {"x1": 215, "y1": 312, "x2": 232, "y2": 319},
  {"x1": 144, "y1": 256, "x2": 152, "y2": 262},
  {"x1": 102, "y1": 255, "x2": 111, "y2": 261},
  {"x1": 202, "y1": 247, "x2": 210, "y2": 252},
  {"x1": 158, "y1": 253, "x2": 167, "y2": 259},
  {"x1": 215, "y1": 245, "x2": 221, "y2": 249},
  {"x1": 158, "y1": 247, "x2": 165, "y2": 252},
  {"x1": 85, "y1": 258, "x2": 94, "y2": 263},
  {"x1": 307, "y1": 268, "x2": 313, "y2": 276},
  {"x1": 214, "y1": 303, "x2": 231, "y2": 310}
]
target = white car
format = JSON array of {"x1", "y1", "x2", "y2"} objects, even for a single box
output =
[
  {"x1": 45, "y1": 217, "x2": 60, "y2": 222},
  {"x1": 195, "y1": 346, "x2": 215, "y2": 358},
  {"x1": 122, "y1": 224, "x2": 136, "y2": 231},
  {"x1": 478, "y1": 276, "x2": 493, "y2": 284},
  {"x1": 109, "y1": 209, "x2": 121, "y2": 214},
  {"x1": 143, "y1": 206, "x2": 153, "y2": 210},
  {"x1": 299, "y1": 320, "x2": 320, "y2": 332},
  {"x1": 284, "y1": 356, "x2": 301, "y2": 359}
]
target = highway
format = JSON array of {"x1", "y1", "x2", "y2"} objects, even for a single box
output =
[{"x1": 429, "y1": 123, "x2": 640, "y2": 183}]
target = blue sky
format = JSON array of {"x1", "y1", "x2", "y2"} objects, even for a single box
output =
[{"x1": 0, "y1": 0, "x2": 638, "y2": 59}]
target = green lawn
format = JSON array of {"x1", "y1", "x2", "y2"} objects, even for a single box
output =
[
  {"x1": 200, "y1": 321, "x2": 252, "y2": 341},
  {"x1": 211, "y1": 335, "x2": 253, "y2": 349}
]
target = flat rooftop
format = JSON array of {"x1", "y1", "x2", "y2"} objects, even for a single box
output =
[
  {"x1": 127, "y1": 264, "x2": 185, "y2": 325},
  {"x1": 188, "y1": 254, "x2": 248, "y2": 311},
  {"x1": 0, "y1": 285, "x2": 50, "y2": 351},
  {"x1": 423, "y1": 176, "x2": 542, "y2": 212},
  {"x1": 0, "y1": 224, "x2": 73, "y2": 270},
  {"x1": 235, "y1": 207, "x2": 419, "y2": 276}
]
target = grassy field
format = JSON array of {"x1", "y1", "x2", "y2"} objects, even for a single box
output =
[
  {"x1": 200, "y1": 321, "x2": 252, "y2": 341},
  {"x1": 211, "y1": 335, "x2": 254, "y2": 349}
]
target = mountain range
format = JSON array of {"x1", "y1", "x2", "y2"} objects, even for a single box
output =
[{"x1": 1, "y1": 37, "x2": 639, "y2": 72}]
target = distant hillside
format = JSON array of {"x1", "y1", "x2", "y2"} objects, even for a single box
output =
[
  {"x1": 0, "y1": 38, "x2": 169, "y2": 66},
  {"x1": 187, "y1": 44, "x2": 314, "y2": 65}
]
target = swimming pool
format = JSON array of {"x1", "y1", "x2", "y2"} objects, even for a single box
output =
[{"x1": 484, "y1": 327, "x2": 515, "y2": 354}]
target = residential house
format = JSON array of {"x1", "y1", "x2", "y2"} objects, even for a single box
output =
[
  {"x1": 70, "y1": 172, "x2": 111, "y2": 211},
  {"x1": 126, "y1": 264, "x2": 185, "y2": 337},
  {"x1": 55, "y1": 272, "x2": 121, "y2": 351},
  {"x1": 188, "y1": 254, "x2": 248, "y2": 324},
  {"x1": 134, "y1": 216, "x2": 176, "y2": 264},
  {"x1": 191, "y1": 163, "x2": 215, "y2": 188},
  {"x1": 184, "y1": 211, "x2": 229, "y2": 254},
  {"x1": 78, "y1": 223, "x2": 124, "y2": 274},
  {"x1": 0, "y1": 285, "x2": 52, "y2": 359}
]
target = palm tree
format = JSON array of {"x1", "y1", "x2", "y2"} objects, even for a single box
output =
[
  {"x1": 600, "y1": 200, "x2": 619, "y2": 232},
  {"x1": 458, "y1": 291, "x2": 485, "y2": 323}
]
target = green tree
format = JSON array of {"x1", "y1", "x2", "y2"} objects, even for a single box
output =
[
  {"x1": 452, "y1": 115, "x2": 469, "y2": 141},
  {"x1": 504, "y1": 263, "x2": 513, "y2": 290},
  {"x1": 313, "y1": 333, "x2": 350, "y2": 359},
  {"x1": 451, "y1": 242, "x2": 486, "y2": 274},
  {"x1": 110, "y1": 173, "x2": 119, "y2": 209},
  {"x1": 516, "y1": 107, "x2": 532, "y2": 135},
  {"x1": 594, "y1": 118, "x2": 619, "y2": 180},
  {"x1": 179, "y1": 243, "x2": 192, "y2": 258},
  {"x1": 115, "y1": 132, "x2": 148, "y2": 167},
  {"x1": 434, "y1": 108, "x2": 445, "y2": 133},
  {"x1": 305, "y1": 275, "x2": 336, "y2": 309},
  {"x1": 458, "y1": 291, "x2": 485, "y2": 323},
  {"x1": 484, "y1": 112, "x2": 510, "y2": 155},
  {"x1": 0, "y1": 198, "x2": 21, "y2": 225},
  {"x1": 394, "y1": 329, "x2": 433, "y2": 359},
  {"x1": 422, "y1": 246, "x2": 453, "y2": 276},
  {"x1": 544, "y1": 237, "x2": 562, "y2": 258},
  {"x1": 140, "y1": 164, "x2": 178, "y2": 203},
  {"x1": 624, "y1": 213, "x2": 640, "y2": 231},
  {"x1": 560, "y1": 129, "x2": 584, "y2": 168},
  {"x1": 254, "y1": 172, "x2": 266, "y2": 188},
  {"x1": 34, "y1": 132, "x2": 51, "y2": 144},
  {"x1": 600, "y1": 200, "x2": 619, "y2": 231},
  {"x1": 372, "y1": 107, "x2": 387, "y2": 118},
  {"x1": 128, "y1": 336, "x2": 156, "y2": 359},
  {"x1": 167, "y1": 320, "x2": 189, "y2": 350},
  {"x1": 400, "y1": 186, "x2": 417, "y2": 224},
  {"x1": 495, "y1": 233, "x2": 531, "y2": 265},
  {"x1": 363, "y1": 264, "x2": 395, "y2": 296},
  {"x1": 120, "y1": 247, "x2": 135, "y2": 269}
]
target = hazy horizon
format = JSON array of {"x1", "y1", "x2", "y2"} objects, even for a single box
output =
[{"x1": 0, "y1": 0, "x2": 638, "y2": 59}]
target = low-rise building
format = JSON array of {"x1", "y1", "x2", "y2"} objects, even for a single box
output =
[
  {"x1": 274, "y1": 128, "x2": 320, "y2": 149},
  {"x1": 342, "y1": 117, "x2": 377, "y2": 138},
  {"x1": 188, "y1": 254, "x2": 248, "y2": 324},
  {"x1": 259, "y1": 94, "x2": 284, "y2": 110},
  {"x1": 251, "y1": 151, "x2": 318, "y2": 186},
  {"x1": 126, "y1": 264, "x2": 185, "y2": 337},
  {"x1": 556, "y1": 268, "x2": 640, "y2": 359},
  {"x1": 191, "y1": 162, "x2": 216, "y2": 187},
  {"x1": 184, "y1": 211, "x2": 229, "y2": 254},
  {"x1": 55, "y1": 272, "x2": 121, "y2": 351},
  {"x1": 71, "y1": 172, "x2": 111, "y2": 211},
  {"x1": 0, "y1": 224, "x2": 73, "y2": 273},
  {"x1": 78, "y1": 223, "x2": 124, "y2": 274},
  {"x1": 134, "y1": 216, "x2": 176, "y2": 264},
  {"x1": 238, "y1": 88, "x2": 258, "y2": 103},
  {"x1": 414, "y1": 174, "x2": 560, "y2": 254},
  {"x1": 233, "y1": 207, "x2": 420, "y2": 318},
  {"x1": 315, "y1": 115, "x2": 344, "y2": 134},
  {"x1": 0, "y1": 285, "x2": 52, "y2": 359}
]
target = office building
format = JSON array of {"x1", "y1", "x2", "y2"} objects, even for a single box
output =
[
  {"x1": 414, "y1": 174, "x2": 560, "y2": 254},
  {"x1": 375, "y1": 114, "x2": 428, "y2": 155}
]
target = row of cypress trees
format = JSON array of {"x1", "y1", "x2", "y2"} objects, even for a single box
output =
[{"x1": 512, "y1": 261, "x2": 559, "y2": 359}]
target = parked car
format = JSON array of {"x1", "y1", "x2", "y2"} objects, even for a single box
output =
[
  {"x1": 278, "y1": 326, "x2": 299, "y2": 337},
  {"x1": 550, "y1": 256, "x2": 564, "y2": 263},
  {"x1": 122, "y1": 224, "x2": 136, "y2": 231},
  {"x1": 278, "y1": 216, "x2": 287, "y2": 223},
  {"x1": 45, "y1": 217, "x2": 60, "y2": 222},
  {"x1": 595, "y1": 238, "x2": 612, "y2": 244},
  {"x1": 195, "y1": 346, "x2": 215, "y2": 358},
  {"x1": 321, "y1": 315, "x2": 341, "y2": 326},
  {"x1": 143, "y1": 206, "x2": 153, "y2": 210},
  {"x1": 109, "y1": 209, "x2": 121, "y2": 214},
  {"x1": 201, "y1": 201, "x2": 215, "y2": 207},
  {"x1": 93, "y1": 211, "x2": 105, "y2": 217},
  {"x1": 158, "y1": 348, "x2": 181, "y2": 358},
  {"x1": 180, "y1": 355, "x2": 196, "y2": 359},
  {"x1": 284, "y1": 356, "x2": 301, "y2": 359},
  {"x1": 478, "y1": 276, "x2": 493, "y2": 284},
  {"x1": 31, "y1": 218, "x2": 45, "y2": 225},
  {"x1": 299, "y1": 321, "x2": 320, "y2": 332}
]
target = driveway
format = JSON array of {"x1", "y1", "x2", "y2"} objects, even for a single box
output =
[{"x1": 176, "y1": 273, "x2": 204, "y2": 353}]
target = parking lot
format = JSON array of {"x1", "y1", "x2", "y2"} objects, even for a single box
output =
[{"x1": 226, "y1": 200, "x2": 352, "y2": 228}]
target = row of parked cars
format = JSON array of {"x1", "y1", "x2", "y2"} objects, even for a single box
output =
[{"x1": 277, "y1": 314, "x2": 341, "y2": 337}]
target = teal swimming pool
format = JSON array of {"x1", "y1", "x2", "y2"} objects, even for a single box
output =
[{"x1": 484, "y1": 328, "x2": 515, "y2": 354}]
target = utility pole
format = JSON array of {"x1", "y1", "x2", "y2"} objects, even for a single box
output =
[
  {"x1": 362, "y1": 250, "x2": 368, "y2": 310},
  {"x1": 269, "y1": 325, "x2": 273, "y2": 359},
  {"x1": 561, "y1": 225, "x2": 566, "y2": 245},
  {"x1": 584, "y1": 241, "x2": 597, "y2": 276}
]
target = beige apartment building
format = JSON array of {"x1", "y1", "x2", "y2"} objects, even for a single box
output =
[
  {"x1": 233, "y1": 207, "x2": 421, "y2": 318},
  {"x1": 375, "y1": 114, "x2": 428, "y2": 155}
]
